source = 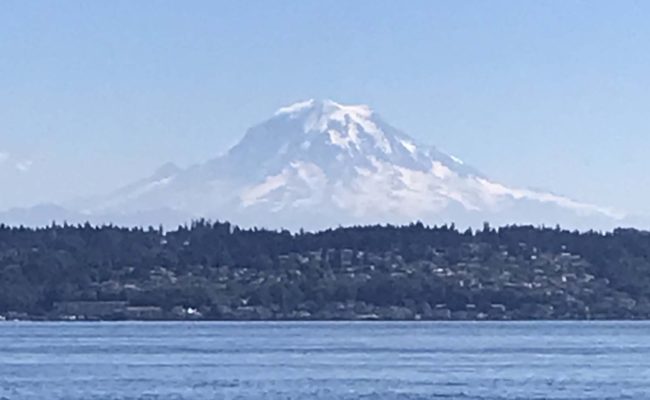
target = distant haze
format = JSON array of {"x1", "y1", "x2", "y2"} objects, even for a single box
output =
[{"x1": 2, "y1": 1, "x2": 650, "y2": 222}]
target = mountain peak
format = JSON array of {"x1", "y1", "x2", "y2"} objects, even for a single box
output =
[
  {"x1": 275, "y1": 99, "x2": 373, "y2": 120},
  {"x1": 39, "y1": 99, "x2": 626, "y2": 231},
  {"x1": 153, "y1": 162, "x2": 182, "y2": 178},
  {"x1": 268, "y1": 98, "x2": 393, "y2": 156}
]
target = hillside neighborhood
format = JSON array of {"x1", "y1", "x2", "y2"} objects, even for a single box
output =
[{"x1": 1, "y1": 222, "x2": 649, "y2": 321}]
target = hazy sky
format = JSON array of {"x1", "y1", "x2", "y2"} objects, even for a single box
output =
[{"x1": 2, "y1": 1, "x2": 650, "y2": 216}]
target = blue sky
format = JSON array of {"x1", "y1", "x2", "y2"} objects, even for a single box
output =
[{"x1": 2, "y1": 1, "x2": 650, "y2": 216}]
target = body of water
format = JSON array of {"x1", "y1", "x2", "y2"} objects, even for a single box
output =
[{"x1": 1, "y1": 321, "x2": 649, "y2": 399}]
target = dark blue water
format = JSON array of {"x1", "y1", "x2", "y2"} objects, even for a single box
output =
[{"x1": 1, "y1": 322, "x2": 649, "y2": 400}]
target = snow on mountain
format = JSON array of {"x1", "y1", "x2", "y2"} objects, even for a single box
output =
[{"x1": 3, "y1": 99, "x2": 627, "y2": 230}]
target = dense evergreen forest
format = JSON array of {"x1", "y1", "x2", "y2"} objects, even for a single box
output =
[{"x1": 1, "y1": 220, "x2": 650, "y2": 320}]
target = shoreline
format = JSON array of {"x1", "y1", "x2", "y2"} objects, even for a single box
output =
[{"x1": 3, "y1": 317, "x2": 650, "y2": 323}]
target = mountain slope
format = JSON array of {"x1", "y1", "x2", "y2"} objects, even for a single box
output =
[{"x1": 3, "y1": 99, "x2": 627, "y2": 229}]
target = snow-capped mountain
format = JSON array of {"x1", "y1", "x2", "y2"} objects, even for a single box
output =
[{"x1": 2, "y1": 99, "x2": 627, "y2": 230}]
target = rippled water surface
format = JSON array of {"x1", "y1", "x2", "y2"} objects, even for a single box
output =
[{"x1": 1, "y1": 321, "x2": 650, "y2": 399}]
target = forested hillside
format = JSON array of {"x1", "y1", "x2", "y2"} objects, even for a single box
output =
[{"x1": 1, "y1": 221, "x2": 650, "y2": 320}]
